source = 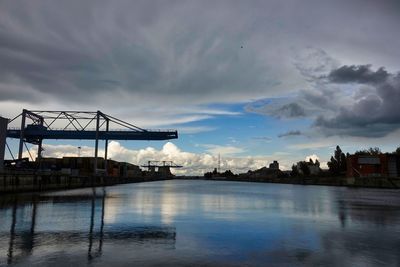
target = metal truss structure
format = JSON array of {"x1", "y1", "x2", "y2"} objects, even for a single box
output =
[
  {"x1": 6, "y1": 109, "x2": 178, "y2": 173},
  {"x1": 141, "y1": 160, "x2": 183, "y2": 169}
]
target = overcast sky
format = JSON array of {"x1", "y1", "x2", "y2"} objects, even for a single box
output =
[{"x1": 1, "y1": 0, "x2": 400, "y2": 174}]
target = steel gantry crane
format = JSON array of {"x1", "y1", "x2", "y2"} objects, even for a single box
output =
[{"x1": 6, "y1": 109, "x2": 178, "y2": 173}]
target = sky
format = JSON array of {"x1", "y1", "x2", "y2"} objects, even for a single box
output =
[{"x1": 1, "y1": 0, "x2": 400, "y2": 175}]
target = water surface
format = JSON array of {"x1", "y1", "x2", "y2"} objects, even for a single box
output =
[{"x1": 1, "y1": 180, "x2": 399, "y2": 266}]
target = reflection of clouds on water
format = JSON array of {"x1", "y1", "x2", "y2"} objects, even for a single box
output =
[
  {"x1": 124, "y1": 183, "x2": 190, "y2": 224},
  {"x1": 199, "y1": 184, "x2": 339, "y2": 222},
  {"x1": 100, "y1": 181, "x2": 194, "y2": 225},
  {"x1": 0, "y1": 189, "x2": 177, "y2": 266},
  {"x1": 201, "y1": 194, "x2": 240, "y2": 220},
  {"x1": 104, "y1": 197, "x2": 120, "y2": 224},
  {"x1": 160, "y1": 192, "x2": 180, "y2": 224}
]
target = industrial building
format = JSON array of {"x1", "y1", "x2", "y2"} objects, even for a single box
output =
[
  {"x1": 269, "y1": 160, "x2": 279, "y2": 170},
  {"x1": 241, "y1": 160, "x2": 283, "y2": 179},
  {"x1": 38, "y1": 157, "x2": 143, "y2": 178},
  {"x1": 347, "y1": 154, "x2": 400, "y2": 178},
  {"x1": 1, "y1": 156, "x2": 176, "y2": 194},
  {"x1": 4, "y1": 156, "x2": 178, "y2": 179}
]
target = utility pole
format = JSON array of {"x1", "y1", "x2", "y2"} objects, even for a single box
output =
[
  {"x1": 218, "y1": 153, "x2": 221, "y2": 173},
  {"x1": 0, "y1": 116, "x2": 8, "y2": 171},
  {"x1": 104, "y1": 118, "x2": 109, "y2": 173},
  {"x1": 18, "y1": 109, "x2": 27, "y2": 160},
  {"x1": 94, "y1": 111, "x2": 100, "y2": 175}
]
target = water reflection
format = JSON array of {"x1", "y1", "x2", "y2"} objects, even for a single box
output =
[
  {"x1": 7, "y1": 198, "x2": 17, "y2": 264},
  {"x1": 335, "y1": 189, "x2": 400, "y2": 227},
  {"x1": 4, "y1": 196, "x2": 38, "y2": 265},
  {"x1": 88, "y1": 187, "x2": 100, "y2": 261},
  {"x1": 0, "y1": 180, "x2": 399, "y2": 266},
  {"x1": 0, "y1": 187, "x2": 176, "y2": 266}
]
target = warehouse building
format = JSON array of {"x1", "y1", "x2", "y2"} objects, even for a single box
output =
[
  {"x1": 347, "y1": 154, "x2": 400, "y2": 178},
  {"x1": 39, "y1": 157, "x2": 142, "y2": 178}
]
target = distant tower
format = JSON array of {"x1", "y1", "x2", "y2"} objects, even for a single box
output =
[
  {"x1": 218, "y1": 153, "x2": 221, "y2": 173},
  {"x1": 269, "y1": 160, "x2": 279, "y2": 170}
]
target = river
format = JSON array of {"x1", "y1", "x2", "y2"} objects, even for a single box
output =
[{"x1": 0, "y1": 180, "x2": 399, "y2": 266}]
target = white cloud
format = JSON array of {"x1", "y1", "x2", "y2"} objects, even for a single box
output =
[
  {"x1": 23, "y1": 144, "x2": 95, "y2": 160},
  {"x1": 201, "y1": 144, "x2": 245, "y2": 156},
  {"x1": 304, "y1": 154, "x2": 329, "y2": 169},
  {"x1": 176, "y1": 126, "x2": 216, "y2": 134},
  {"x1": 288, "y1": 141, "x2": 335, "y2": 150}
]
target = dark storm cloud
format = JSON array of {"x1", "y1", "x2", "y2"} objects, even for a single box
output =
[
  {"x1": 273, "y1": 103, "x2": 306, "y2": 118},
  {"x1": 327, "y1": 65, "x2": 389, "y2": 84},
  {"x1": 251, "y1": 62, "x2": 400, "y2": 138},
  {"x1": 0, "y1": 0, "x2": 277, "y2": 105},
  {"x1": 314, "y1": 71, "x2": 400, "y2": 137},
  {"x1": 245, "y1": 100, "x2": 308, "y2": 119},
  {"x1": 278, "y1": 130, "x2": 302, "y2": 138},
  {"x1": 294, "y1": 47, "x2": 339, "y2": 81}
]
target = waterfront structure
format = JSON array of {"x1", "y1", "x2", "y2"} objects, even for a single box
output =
[
  {"x1": 38, "y1": 157, "x2": 143, "y2": 178},
  {"x1": 269, "y1": 160, "x2": 279, "y2": 170},
  {"x1": 242, "y1": 160, "x2": 283, "y2": 179},
  {"x1": 0, "y1": 156, "x2": 174, "y2": 194},
  {"x1": 5, "y1": 109, "x2": 178, "y2": 174},
  {"x1": 141, "y1": 161, "x2": 182, "y2": 178},
  {"x1": 0, "y1": 116, "x2": 7, "y2": 171},
  {"x1": 347, "y1": 154, "x2": 400, "y2": 178}
]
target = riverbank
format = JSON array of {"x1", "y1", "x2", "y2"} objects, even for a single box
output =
[
  {"x1": 179, "y1": 175, "x2": 400, "y2": 189},
  {"x1": 2, "y1": 171, "x2": 399, "y2": 195},
  {"x1": 0, "y1": 170, "x2": 170, "y2": 194}
]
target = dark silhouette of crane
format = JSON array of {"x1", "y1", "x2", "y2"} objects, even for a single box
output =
[
  {"x1": 141, "y1": 160, "x2": 183, "y2": 169},
  {"x1": 6, "y1": 109, "x2": 178, "y2": 173}
]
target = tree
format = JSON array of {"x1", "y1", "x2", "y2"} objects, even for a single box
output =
[
  {"x1": 369, "y1": 147, "x2": 382, "y2": 155},
  {"x1": 355, "y1": 147, "x2": 381, "y2": 155},
  {"x1": 223, "y1": 170, "x2": 235, "y2": 177},
  {"x1": 327, "y1": 156, "x2": 338, "y2": 174},
  {"x1": 291, "y1": 164, "x2": 299, "y2": 177},
  {"x1": 334, "y1": 145, "x2": 342, "y2": 164},
  {"x1": 315, "y1": 159, "x2": 320, "y2": 167},
  {"x1": 394, "y1": 147, "x2": 400, "y2": 155},
  {"x1": 328, "y1": 145, "x2": 347, "y2": 175},
  {"x1": 299, "y1": 161, "x2": 310, "y2": 176},
  {"x1": 204, "y1": 172, "x2": 212, "y2": 178},
  {"x1": 340, "y1": 152, "x2": 347, "y2": 172}
]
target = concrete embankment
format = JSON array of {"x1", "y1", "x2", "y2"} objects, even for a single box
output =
[
  {"x1": 180, "y1": 176, "x2": 400, "y2": 189},
  {"x1": 0, "y1": 171, "x2": 169, "y2": 194}
]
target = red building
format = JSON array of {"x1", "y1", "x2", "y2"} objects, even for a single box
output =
[{"x1": 347, "y1": 154, "x2": 400, "y2": 178}]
